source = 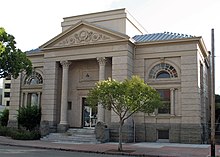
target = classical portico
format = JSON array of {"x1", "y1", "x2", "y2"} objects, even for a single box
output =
[{"x1": 58, "y1": 58, "x2": 108, "y2": 132}]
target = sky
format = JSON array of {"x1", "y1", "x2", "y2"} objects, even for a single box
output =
[{"x1": 0, "y1": 0, "x2": 219, "y2": 94}]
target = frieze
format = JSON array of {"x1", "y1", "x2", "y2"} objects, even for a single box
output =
[{"x1": 56, "y1": 29, "x2": 112, "y2": 46}]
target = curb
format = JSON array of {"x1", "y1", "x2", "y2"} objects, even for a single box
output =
[{"x1": 0, "y1": 140, "x2": 164, "y2": 157}]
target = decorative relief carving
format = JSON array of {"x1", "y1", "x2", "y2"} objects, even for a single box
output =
[
  {"x1": 160, "y1": 57, "x2": 165, "y2": 63},
  {"x1": 60, "y1": 60, "x2": 71, "y2": 68},
  {"x1": 56, "y1": 29, "x2": 112, "y2": 46},
  {"x1": 80, "y1": 69, "x2": 99, "y2": 82},
  {"x1": 97, "y1": 57, "x2": 107, "y2": 66}
]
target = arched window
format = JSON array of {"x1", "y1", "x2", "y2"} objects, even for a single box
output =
[
  {"x1": 149, "y1": 63, "x2": 178, "y2": 79},
  {"x1": 156, "y1": 71, "x2": 170, "y2": 78},
  {"x1": 25, "y1": 72, "x2": 43, "y2": 85}
]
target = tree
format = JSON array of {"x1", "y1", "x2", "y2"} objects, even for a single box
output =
[
  {"x1": 0, "y1": 27, "x2": 32, "y2": 79},
  {"x1": 87, "y1": 76, "x2": 162, "y2": 151}
]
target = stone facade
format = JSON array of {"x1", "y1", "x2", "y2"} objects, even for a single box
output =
[{"x1": 9, "y1": 8, "x2": 211, "y2": 144}]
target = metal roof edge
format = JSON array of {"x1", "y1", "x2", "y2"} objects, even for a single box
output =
[{"x1": 134, "y1": 36, "x2": 201, "y2": 46}]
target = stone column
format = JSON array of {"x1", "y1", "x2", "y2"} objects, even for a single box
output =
[
  {"x1": 24, "y1": 92, "x2": 28, "y2": 107},
  {"x1": 170, "y1": 88, "x2": 175, "y2": 115},
  {"x1": 37, "y1": 92, "x2": 41, "y2": 106},
  {"x1": 58, "y1": 60, "x2": 71, "y2": 132},
  {"x1": 97, "y1": 57, "x2": 106, "y2": 122}
]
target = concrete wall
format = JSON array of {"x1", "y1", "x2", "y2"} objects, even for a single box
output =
[
  {"x1": 41, "y1": 60, "x2": 59, "y2": 131},
  {"x1": 8, "y1": 75, "x2": 21, "y2": 127},
  {"x1": 61, "y1": 8, "x2": 146, "y2": 36},
  {"x1": 131, "y1": 40, "x2": 207, "y2": 143}
]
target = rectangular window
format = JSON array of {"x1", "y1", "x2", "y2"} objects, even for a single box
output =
[
  {"x1": 6, "y1": 101, "x2": 10, "y2": 106},
  {"x1": 26, "y1": 93, "x2": 40, "y2": 106},
  {"x1": 5, "y1": 83, "x2": 11, "y2": 89},
  {"x1": 4, "y1": 92, "x2": 10, "y2": 98},
  {"x1": 157, "y1": 89, "x2": 170, "y2": 114},
  {"x1": 68, "y1": 102, "x2": 72, "y2": 110},
  {"x1": 158, "y1": 130, "x2": 169, "y2": 140}
]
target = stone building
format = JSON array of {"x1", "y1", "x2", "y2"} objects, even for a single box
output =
[
  {"x1": 1, "y1": 77, "x2": 11, "y2": 107},
  {"x1": 9, "y1": 8, "x2": 211, "y2": 143}
]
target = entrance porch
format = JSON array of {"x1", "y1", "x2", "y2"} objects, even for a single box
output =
[{"x1": 57, "y1": 57, "x2": 112, "y2": 132}]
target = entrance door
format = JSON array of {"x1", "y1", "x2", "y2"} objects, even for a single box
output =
[{"x1": 82, "y1": 97, "x2": 97, "y2": 127}]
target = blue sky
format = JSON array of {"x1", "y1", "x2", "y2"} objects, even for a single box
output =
[{"x1": 0, "y1": 0, "x2": 219, "y2": 94}]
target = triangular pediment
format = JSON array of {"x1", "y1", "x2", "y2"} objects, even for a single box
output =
[{"x1": 40, "y1": 21, "x2": 130, "y2": 49}]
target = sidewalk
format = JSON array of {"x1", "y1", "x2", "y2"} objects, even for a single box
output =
[{"x1": 0, "y1": 136, "x2": 218, "y2": 157}]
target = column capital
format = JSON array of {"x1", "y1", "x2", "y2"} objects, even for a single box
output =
[
  {"x1": 97, "y1": 57, "x2": 107, "y2": 66},
  {"x1": 60, "y1": 60, "x2": 71, "y2": 68},
  {"x1": 170, "y1": 88, "x2": 176, "y2": 91}
]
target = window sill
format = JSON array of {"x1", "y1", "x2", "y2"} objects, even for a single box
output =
[{"x1": 148, "y1": 114, "x2": 182, "y2": 118}]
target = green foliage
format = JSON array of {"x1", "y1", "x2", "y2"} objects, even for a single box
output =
[
  {"x1": 10, "y1": 129, "x2": 41, "y2": 140},
  {"x1": 0, "y1": 126, "x2": 41, "y2": 140},
  {"x1": 87, "y1": 76, "x2": 162, "y2": 151},
  {"x1": 17, "y1": 105, "x2": 41, "y2": 131},
  {"x1": 0, "y1": 27, "x2": 32, "y2": 79},
  {"x1": 87, "y1": 76, "x2": 162, "y2": 121},
  {"x1": 0, "y1": 125, "x2": 12, "y2": 136},
  {"x1": 0, "y1": 108, "x2": 9, "y2": 126}
]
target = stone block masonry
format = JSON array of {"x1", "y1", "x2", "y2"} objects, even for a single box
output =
[
  {"x1": 121, "y1": 123, "x2": 203, "y2": 144},
  {"x1": 109, "y1": 123, "x2": 134, "y2": 143}
]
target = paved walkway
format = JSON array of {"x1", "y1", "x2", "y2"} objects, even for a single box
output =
[{"x1": 0, "y1": 136, "x2": 218, "y2": 157}]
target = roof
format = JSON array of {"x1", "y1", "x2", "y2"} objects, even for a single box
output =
[
  {"x1": 132, "y1": 32, "x2": 195, "y2": 43},
  {"x1": 25, "y1": 48, "x2": 41, "y2": 55},
  {"x1": 40, "y1": 20, "x2": 130, "y2": 49},
  {"x1": 27, "y1": 32, "x2": 196, "y2": 54}
]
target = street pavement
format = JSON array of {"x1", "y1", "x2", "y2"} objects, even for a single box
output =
[
  {"x1": 0, "y1": 145, "x2": 132, "y2": 157},
  {"x1": 0, "y1": 136, "x2": 218, "y2": 157}
]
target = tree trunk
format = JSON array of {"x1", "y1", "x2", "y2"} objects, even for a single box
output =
[{"x1": 118, "y1": 120, "x2": 123, "y2": 151}]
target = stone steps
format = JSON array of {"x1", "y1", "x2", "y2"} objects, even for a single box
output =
[{"x1": 41, "y1": 128, "x2": 99, "y2": 144}]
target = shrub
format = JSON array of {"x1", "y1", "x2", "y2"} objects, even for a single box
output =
[
  {"x1": 0, "y1": 126, "x2": 41, "y2": 140},
  {"x1": 0, "y1": 126, "x2": 12, "y2": 136},
  {"x1": 10, "y1": 129, "x2": 41, "y2": 140},
  {"x1": 17, "y1": 105, "x2": 41, "y2": 131},
  {"x1": 0, "y1": 108, "x2": 9, "y2": 126}
]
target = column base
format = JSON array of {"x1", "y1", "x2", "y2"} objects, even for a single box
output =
[
  {"x1": 7, "y1": 120, "x2": 18, "y2": 128},
  {"x1": 57, "y1": 124, "x2": 69, "y2": 133},
  {"x1": 40, "y1": 121, "x2": 50, "y2": 136},
  {"x1": 40, "y1": 121, "x2": 57, "y2": 135}
]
